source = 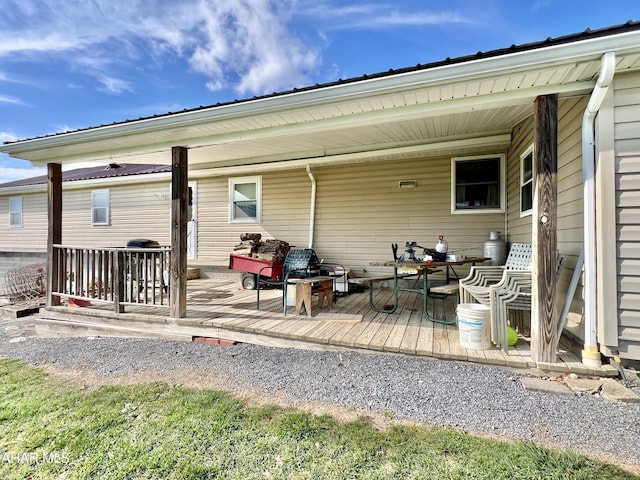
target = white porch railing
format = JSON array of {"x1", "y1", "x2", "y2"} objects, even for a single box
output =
[{"x1": 52, "y1": 245, "x2": 171, "y2": 312}]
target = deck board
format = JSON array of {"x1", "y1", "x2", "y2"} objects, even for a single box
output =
[
  {"x1": 430, "y1": 324, "x2": 449, "y2": 359},
  {"x1": 383, "y1": 307, "x2": 410, "y2": 352},
  {"x1": 366, "y1": 313, "x2": 399, "y2": 351},
  {"x1": 396, "y1": 294, "x2": 424, "y2": 355},
  {"x1": 310, "y1": 320, "x2": 354, "y2": 344},
  {"x1": 36, "y1": 278, "x2": 615, "y2": 376}
]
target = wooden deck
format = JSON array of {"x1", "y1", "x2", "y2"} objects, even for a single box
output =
[{"x1": 37, "y1": 278, "x2": 617, "y2": 376}]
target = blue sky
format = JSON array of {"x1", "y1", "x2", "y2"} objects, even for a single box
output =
[{"x1": 1, "y1": 0, "x2": 639, "y2": 183}]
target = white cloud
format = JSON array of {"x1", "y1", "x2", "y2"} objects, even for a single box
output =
[
  {"x1": 297, "y1": 2, "x2": 473, "y2": 29},
  {"x1": 0, "y1": 165, "x2": 46, "y2": 184},
  {"x1": 0, "y1": 94, "x2": 23, "y2": 105},
  {"x1": 531, "y1": 1, "x2": 553, "y2": 12},
  {"x1": 0, "y1": 1, "x2": 475, "y2": 99},
  {"x1": 0, "y1": 131, "x2": 17, "y2": 142},
  {"x1": 0, "y1": 0, "x2": 321, "y2": 96},
  {"x1": 0, "y1": 146, "x2": 45, "y2": 184},
  {"x1": 97, "y1": 76, "x2": 133, "y2": 94},
  {"x1": 53, "y1": 125, "x2": 77, "y2": 134}
]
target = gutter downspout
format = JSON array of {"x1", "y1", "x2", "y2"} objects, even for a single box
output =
[
  {"x1": 306, "y1": 165, "x2": 316, "y2": 249},
  {"x1": 581, "y1": 51, "x2": 616, "y2": 368}
]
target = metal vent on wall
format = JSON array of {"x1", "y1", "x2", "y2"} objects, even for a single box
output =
[{"x1": 398, "y1": 180, "x2": 417, "y2": 189}]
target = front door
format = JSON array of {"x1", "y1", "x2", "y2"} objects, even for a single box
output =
[{"x1": 187, "y1": 182, "x2": 197, "y2": 261}]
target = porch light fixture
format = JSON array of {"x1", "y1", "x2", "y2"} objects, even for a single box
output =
[{"x1": 398, "y1": 180, "x2": 417, "y2": 189}]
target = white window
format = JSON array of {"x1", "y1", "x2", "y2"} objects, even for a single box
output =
[
  {"x1": 9, "y1": 197, "x2": 22, "y2": 227},
  {"x1": 520, "y1": 145, "x2": 534, "y2": 217},
  {"x1": 91, "y1": 189, "x2": 110, "y2": 225},
  {"x1": 451, "y1": 154, "x2": 505, "y2": 214},
  {"x1": 229, "y1": 176, "x2": 261, "y2": 223}
]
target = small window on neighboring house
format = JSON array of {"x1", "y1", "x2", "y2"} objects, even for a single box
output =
[
  {"x1": 520, "y1": 146, "x2": 534, "y2": 216},
  {"x1": 91, "y1": 189, "x2": 110, "y2": 225},
  {"x1": 9, "y1": 197, "x2": 22, "y2": 227},
  {"x1": 229, "y1": 176, "x2": 261, "y2": 223},
  {"x1": 451, "y1": 154, "x2": 505, "y2": 213}
]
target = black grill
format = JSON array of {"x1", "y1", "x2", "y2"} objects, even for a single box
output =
[{"x1": 126, "y1": 239, "x2": 159, "y2": 248}]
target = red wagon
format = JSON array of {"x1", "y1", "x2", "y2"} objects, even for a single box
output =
[{"x1": 228, "y1": 254, "x2": 284, "y2": 290}]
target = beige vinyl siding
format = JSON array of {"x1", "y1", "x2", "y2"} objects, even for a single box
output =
[
  {"x1": 506, "y1": 115, "x2": 534, "y2": 242},
  {"x1": 61, "y1": 181, "x2": 171, "y2": 247},
  {"x1": 0, "y1": 193, "x2": 48, "y2": 252},
  {"x1": 506, "y1": 96, "x2": 588, "y2": 333},
  {"x1": 0, "y1": 179, "x2": 172, "y2": 253},
  {"x1": 311, "y1": 155, "x2": 504, "y2": 278},
  {"x1": 289, "y1": 155, "x2": 504, "y2": 277},
  {"x1": 195, "y1": 154, "x2": 506, "y2": 278},
  {"x1": 613, "y1": 71, "x2": 640, "y2": 359},
  {"x1": 196, "y1": 170, "x2": 313, "y2": 267}
]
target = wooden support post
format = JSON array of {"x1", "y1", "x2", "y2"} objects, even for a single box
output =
[
  {"x1": 170, "y1": 146, "x2": 188, "y2": 318},
  {"x1": 531, "y1": 94, "x2": 558, "y2": 363},
  {"x1": 46, "y1": 163, "x2": 62, "y2": 307},
  {"x1": 114, "y1": 250, "x2": 124, "y2": 313}
]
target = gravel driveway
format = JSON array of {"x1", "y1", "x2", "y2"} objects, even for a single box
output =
[{"x1": 1, "y1": 312, "x2": 639, "y2": 472}]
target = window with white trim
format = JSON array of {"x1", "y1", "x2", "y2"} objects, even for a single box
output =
[
  {"x1": 229, "y1": 176, "x2": 261, "y2": 223},
  {"x1": 9, "y1": 196, "x2": 22, "y2": 227},
  {"x1": 91, "y1": 189, "x2": 110, "y2": 225},
  {"x1": 451, "y1": 154, "x2": 505, "y2": 213},
  {"x1": 520, "y1": 145, "x2": 534, "y2": 216}
]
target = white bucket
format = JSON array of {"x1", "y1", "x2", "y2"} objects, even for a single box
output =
[{"x1": 456, "y1": 303, "x2": 491, "y2": 350}]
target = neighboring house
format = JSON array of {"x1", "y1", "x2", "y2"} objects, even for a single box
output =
[
  {"x1": 0, "y1": 164, "x2": 173, "y2": 280},
  {"x1": 1, "y1": 22, "x2": 640, "y2": 364}
]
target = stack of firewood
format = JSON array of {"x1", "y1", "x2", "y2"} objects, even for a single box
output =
[{"x1": 233, "y1": 233, "x2": 290, "y2": 262}]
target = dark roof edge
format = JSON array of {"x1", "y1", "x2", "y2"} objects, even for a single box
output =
[
  {"x1": 3, "y1": 20, "x2": 640, "y2": 146},
  {"x1": 0, "y1": 163, "x2": 171, "y2": 189}
]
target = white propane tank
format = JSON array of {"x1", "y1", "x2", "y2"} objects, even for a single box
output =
[
  {"x1": 483, "y1": 231, "x2": 507, "y2": 266},
  {"x1": 436, "y1": 235, "x2": 448, "y2": 254}
]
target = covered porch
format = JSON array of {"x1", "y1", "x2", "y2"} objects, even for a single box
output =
[
  {"x1": 35, "y1": 277, "x2": 617, "y2": 377},
  {"x1": 5, "y1": 25, "x2": 640, "y2": 370}
]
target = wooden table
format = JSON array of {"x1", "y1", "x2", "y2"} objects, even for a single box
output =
[{"x1": 367, "y1": 257, "x2": 489, "y2": 324}]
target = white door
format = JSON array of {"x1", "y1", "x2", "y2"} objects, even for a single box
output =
[{"x1": 187, "y1": 182, "x2": 197, "y2": 261}]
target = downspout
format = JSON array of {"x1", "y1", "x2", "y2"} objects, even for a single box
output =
[
  {"x1": 306, "y1": 165, "x2": 316, "y2": 249},
  {"x1": 582, "y1": 52, "x2": 616, "y2": 368}
]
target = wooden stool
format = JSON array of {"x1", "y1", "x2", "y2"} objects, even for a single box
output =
[{"x1": 295, "y1": 276, "x2": 334, "y2": 316}]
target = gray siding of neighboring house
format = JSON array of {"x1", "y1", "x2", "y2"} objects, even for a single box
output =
[{"x1": 612, "y1": 72, "x2": 640, "y2": 359}]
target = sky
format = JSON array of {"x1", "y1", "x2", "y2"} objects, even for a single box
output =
[{"x1": 1, "y1": 0, "x2": 639, "y2": 184}]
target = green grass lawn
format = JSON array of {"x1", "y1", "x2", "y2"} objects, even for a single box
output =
[{"x1": 0, "y1": 358, "x2": 636, "y2": 480}]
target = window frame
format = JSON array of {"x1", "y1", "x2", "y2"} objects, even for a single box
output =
[
  {"x1": 91, "y1": 189, "x2": 110, "y2": 226},
  {"x1": 9, "y1": 196, "x2": 23, "y2": 228},
  {"x1": 450, "y1": 154, "x2": 506, "y2": 214},
  {"x1": 229, "y1": 176, "x2": 262, "y2": 224},
  {"x1": 520, "y1": 145, "x2": 534, "y2": 217}
]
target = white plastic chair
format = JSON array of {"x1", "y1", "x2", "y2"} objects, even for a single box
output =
[{"x1": 459, "y1": 244, "x2": 532, "y2": 351}]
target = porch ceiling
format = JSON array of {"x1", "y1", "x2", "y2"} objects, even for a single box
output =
[{"x1": 4, "y1": 31, "x2": 640, "y2": 168}]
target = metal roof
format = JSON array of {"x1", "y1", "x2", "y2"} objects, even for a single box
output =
[
  {"x1": 3, "y1": 20, "x2": 639, "y2": 146},
  {"x1": 3, "y1": 21, "x2": 640, "y2": 168},
  {"x1": 0, "y1": 163, "x2": 170, "y2": 189}
]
